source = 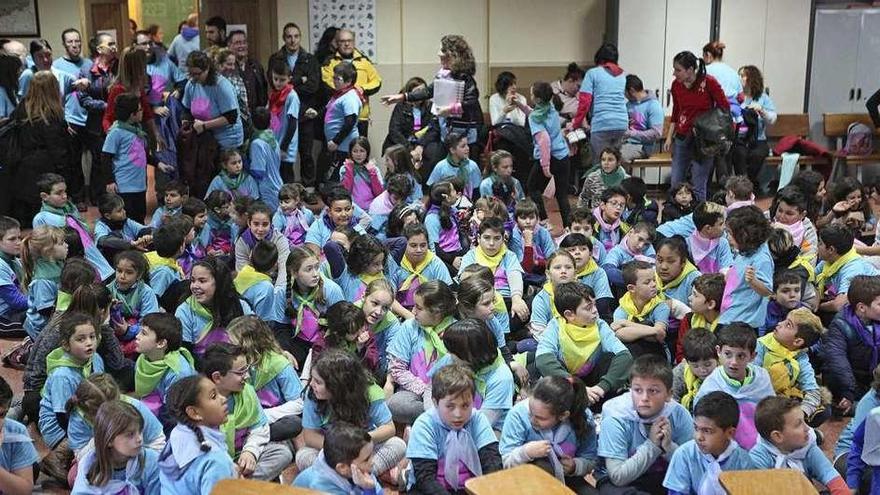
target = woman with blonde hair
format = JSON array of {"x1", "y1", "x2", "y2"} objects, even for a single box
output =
[
  {"x1": 101, "y1": 46, "x2": 161, "y2": 148},
  {"x1": 9, "y1": 71, "x2": 71, "y2": 226}
]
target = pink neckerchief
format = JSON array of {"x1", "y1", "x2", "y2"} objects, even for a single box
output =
[
  {"x1": 774, "y1": 219, "x2": 805, "y2": 248},
  {"x1": 619, "y1": 235, "x2": 654, "y2": 264},
  {"x1": 690, "y1": 231, "x2": 719, "y2": 267},
  {"x1": 592, "y1": 206, "x2": 621, "y2": 235},
  {"x1": 726, "y1": 195, "x2": 755, "y2": 214}
]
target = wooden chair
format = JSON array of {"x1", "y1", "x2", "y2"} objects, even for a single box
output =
[
  {"x1": 823, "y1": 112, "x2": 880, "y2": 180},
  {"x1": 719, "y1": 469, "x2": 819, "y2": 495},
  {"x1": 464, "y1": 464, "x2": 577, "y2": 495},
  {"x1": 209, "y1": 478, "x2": 323, "y2": 495}
]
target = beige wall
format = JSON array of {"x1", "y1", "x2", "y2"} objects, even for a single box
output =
[
  {"x1": 274, "y1": 0, "x2": 605, "y2": 152},
  {"x1": 8, "y1": 0, "x2": 84, "y2": 46}
]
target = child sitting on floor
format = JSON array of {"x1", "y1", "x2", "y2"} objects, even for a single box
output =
[
  {"x1": 672, "y1": 328, "x2": 718, "y2": 413},
  {"x1": 675, "y1": 273, "x2": 723, "y2": 362},
  {"x1": 612, "y1": 260, "x2": 670, "y2": 360}
]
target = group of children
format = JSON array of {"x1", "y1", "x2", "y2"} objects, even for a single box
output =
[{"x1": 1, "y1": 125, "x2": 880, "y2": 494}]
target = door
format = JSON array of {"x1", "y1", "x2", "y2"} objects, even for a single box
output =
[
  {"x1": 200, "y1": 0, "x2": 277, "y2": 64},
  {"x1": 617, "y1": 0, "x2": 668, "y2": 101},
  {"x1": 84, "y1": 0, "x2": 131, "y2": 48},
  {"x1": 808, "y1": 9, "x2": 862, "y2": 140},
  {"x1": 662, "y1": 0, "x2": 713, "y2": 114},
  {"x1": 854, "y1": 10, "x2": 880, "y2": 112}
]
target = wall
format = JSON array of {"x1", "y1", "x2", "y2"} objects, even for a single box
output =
[
  {"x1": 274, "y1": 0, "x2": 604, "y2": 153},
  {"x1": 7, "y1": 0, "x2": 83, "y2": 45}
]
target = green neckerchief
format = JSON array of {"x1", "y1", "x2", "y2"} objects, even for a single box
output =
[
  {"x1": 292, "y1": 285, "x2": 323, "y2": 337},
  {"x1": 112, "y1": 120, "x2": 148, "y2": 140},
  {"x1": 422, "y1": 316, "x2": 455, "y2": 363},
  {"x1": 34, "y1": 258, "x2": 63, "y2": 283},
  {"x1": 367, "y1": 383, "x2": 384, "y2": 403},
  {"x1": 721, "y1": 366, "x2": 755, "y2": 389},
  {"x1": 444, "y1": 154, "x2": 471, "y2": 186},
  {"x1": 475, "y1": 352, "x2": 504, "y2": 399},
  {"x1": 352, "y1": 161, "x2": 371, "y2": 182},
  {"x1": 253, "y1": 351, "x2": 290, "y2": 391},
  {"x1": 220, "y1": 170, "x2": 247, "y2": 191},
  {"x1": 530, "y1": 102, "x2": 551, "y2": 124},
  {"x1": 0, "y1": 251, "x2": 22, "y2": 283},
  {"x1": 108, "y1": 280, "x2": 142, "y2": 317},
  {"x1": 42, "y1": 348, "x2": 93, "y2": 397},
  {"x1": 221, "y1": 383, "x2": 263, "y2": 458},
  {"x1": 41, "y1": 201, "x2": 91, "y2": 234},
  {"x1": 252, "y1": 128, "x2": 277, "y2": 150},
  {"x1": 134, "y1": 348, "x2": 195, "y2": 397},
  {"x1": 55, "y1": 291, "x2": 72, "y2": 311},
  {"x1": 600, "y1": 165, "x2": 627, "y2": 188},
  {"x1": 186, "y1": 296, "x2": 214, "y2": 342}
]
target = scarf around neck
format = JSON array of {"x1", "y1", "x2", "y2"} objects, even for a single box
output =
[
  {"x1": 112, "y1": 120, "x2": 148, "y2": 140},
  {"x1": 135, "y1": 348, "x2": 195, "y2": 397},
  {"x1": 600, "y1": 166, "x2": 627, "y2": 188},
  {"x1": 537, "y1": 416, "x2": 575, "y2": 481},
  {"x1": 422, "y1": 316, "x2": 455, "y2": 365},
  {"x1": 253, "y1": 128, "x2": 278, "y2": 150},
  {"x1": 690, "y1": 231, "x2": 719, "y2": 270},
  {"x1": 268, "y1": 83, "x2": 293, "y2": 116},
  {"x1": 530, "y1": 102, "x2": 551, "y2": 124},
  {"x1": 576, "y1": 257, "x2": 599, "y2": 279},
  {"x1": 817, "y1": 248, "x2": 860, "y2": 296},
  {"x1": 145, "y1": 251, "x2": 183, "y2": 277},
  {"x1": 221, "y1": 384, "x2": 263, "y2": 457},
  {"x1": 690, "y1": 312, "x2": 719, "y2": 332},
  {"x1": 42, "y1": 201, "x2": 91, "y2": 234},
  {"x1": 76, "y1": 450, "x2": 144, "y2": 495},
  {"x1": 557, "y1": 317, "x2": 601, "y2": 375},
  {"x1": 698, "y1": 439, "x2": 741, "y2": 495},
  {"x1": 758, "y1": 428, "x2": 815, "y2": 471},
  {"x1": 220, "y1": 170, "x2": 247, "y2": 192},
  {"x1": 34, "y1": 258, "x2": 63, "y2": 282},
  {"x1": 658, "y1": 261, "x2": 698, "y2": 293},
  {"x1": 843, "y1": 305, "x2": 880, "y2": 372},
  {"x1": 108, "y1": 280, "x2": 142, "y2": 317},
  {"x1": 475, "y1": 245, "x2": 507, "y2": 275},
  {"x1": 233, "y1": 265, "x2": 272, "y2": 295},
  {"x1": 253, "y1": 351, "x2": 291, "y2": 391},
  {"x1": 436, "y1": 408, "x2": 483, "y2": 490},
  {"x1": 42, "y1": 348, "x2": 93, "y2": 396},
  {"x1": 400, "y1": 251, "x2": 436, "y2": 292},
  {"x1": 619, "y1": 291, "x2": 665, "y2": 322},
  {"x1": 681, "y1": 363, "x2": 702, "y2": 411},
  {"x1": 758, "y1": 333, "x2": 802, "y2": 398}
]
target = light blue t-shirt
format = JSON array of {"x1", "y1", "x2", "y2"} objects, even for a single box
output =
[
  {"x1": 147, "y1": 262, "x2": 182, "y2": 298},
  {"x1": 657, "y1": 213, "x2": 696, "y2": 239},
  {"x1": 429, "y1": 354, "x2": 514, "y2": 430},
  {"x1": 742, "y1": 93, "x2": 777, "y2": 142},
  {"x1": 103, "y1": 124, "x2": 149, "y2": 193},
  {"x1": 324, "y1": 89, "x2": 361, "y2": 152},
  {"x1": 147, "y1": 56, "x2": 184, "y2": 107},
  {"x1": 613, "y1": 298, "x2": 671, "y2": 327},
  {"x1": 427, "y1": 158, "x2": 482, "y2": 199},
  {"x1": 182, "y1": 75, "x2": 244, "y2": 149},
  {"x1": 509, "y1": 225, "x2": 557, "y2": 263},
  {"x1": 686, "y1": 234, "x2": 733, "y2": 274},
  {"x1": 52, "y1": 57, "x2": 92, "y2": 126},
  {"x1": 458, "y1": 248, "x2": 523, "y2": 299},
  {"x1": 303, "y1": 208, "x2": 368, "y2": 249},
  {"x1": 537, "y1": 318, "x2": 628, "y2": 374},
  {"x1": 252, "y1": 362, "x2": 302, "y2": 411},
  {"x1": 272, "y1": 89, "x2": 301, "y2": 158},
  {"x1": 94, "y1": 218, "x2": 148, "y2": 243},
  {"x1": 294, "y1": 462, "x2": 384, "y2": 495},
  {"x1": 663, "y1": 439, "x2": 754, "y2": 494},
  {"x1": 148, "y1": 205, "x2": 181, "y2": 229},
  {"x1": 21, "y1": 67, "x2": 78, "y2": 123},
  {"x1": 239, "y1": 279, "x2": 278, "y2": 322},
  {"x1": 604, "y1": 243, "x2": 657, "y2": 269},
  {"x1": 718, "y1": 243, "x2": 773, "y2": 328},
  {"x1": 270, "y1": 276, "x2": 344, "y2": 327},
  {"x1": 204, "y1": 172, "x2": 260, "y2": 201},
  {"x1": 626, "y1": 95, "x2": 663, "y2": 150},
  {"x1": 302, "y1": 391, "x2": 392, "y2": 432},
  {"x1": 0, "y1": 256, "x2": 22, "y2": 317},
  {"x1": 529, "y1": 108, "x2": 569, "y2": 160},
  {"x1": 750, "y1": 437, "x2": 838, "y2": 485},
  {"x1": 391, "y1": 254, "x2": 453, "y2": 304},
  {"x1": 577, "y1": 266, "x2": 613, "y2": 300},
  {"x1": 755, "y1": 338, "x2": 819, "y2": 393},
  {"x1": 816, "y1": 256, "x2": 880, "y2": 299},
  {"x1": 32, "y1": 210, "x2": 115, "y2": 281},
  {"x1": 580, "y1": 66, "x2": 628, "y2": 132},
  {"x1": 24, "y1": 278, "x2": 58, "y2": 340},
  {"x1": 158, "y1": 424, "x2": 235, "y2": 495},
  {"x1": 175, "y1": 299, "x2": 253, "y2": 347},
  {"x1": 39, "y1": 354, "x2": 106, "y2": 447},
  {"x1": 661, "y1": 269, "x2": 701, "y2": 306},
  {"x1": 249, "y1": 137, "x2": 282, "y2": 211},
  {"x1": 73, "y1": 448, "x2": 160, "y2": 495},
  {"x1": 0, "y1": 89, "x2": 15, "y2": 119},
  {"x1": 68, "y1": 395, "x2": 164, "y2": 453},
  {"x1": 0, "y1": 419, "x2": 39, "y2": 473},
  {"x1": 479, "y1": 175, "x2": 525, "y2": 201},
  {"x1": 706, "y1": 62, "x2": 743, "y2": 100},
  {"x1": 424, "y1": 207, "x2": 459, "y2": 252},
  {"x1": 834, "y1": 389, "x2": 880, "y2": 459}
]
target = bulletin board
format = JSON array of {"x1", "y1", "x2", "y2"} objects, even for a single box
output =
[{"x1": 308, "y1": 0, "x2": 376, "y2": 59}]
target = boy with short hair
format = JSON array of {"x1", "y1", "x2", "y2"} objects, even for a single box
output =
[
  {"x1": 293, "y1": 423, "x2": 383, "y2": 494},
  {"x1": 536, "y1": 282, "x2": 633, "y2": 403},
  {"x1": 0, "y1": 375, "x2": 38, "y2": 494},
  {"x1": 33, "y1": 173, "x2": 114, "y2": 281},
  {"x1": 405, "y1": 364, "x2": 502, "y2": 494},
  {"x1": 656, "y1": 176, "x2": 757, "y2": 240},
  {"x1": 612, "y1": 260, "x2": 670, "y2": 359},
  {"x1": 509, "y1": 198, "x2": 557, "y2": 279},
  {"x1": 817, "y1": 224, "x2": 879, "y2": 313},
  {"x1": 558, "y1": 233, "x2": 613, "y2": 321},
  {"x1": 603, "y1": 222, "x2": 656, "y2": 288},
  {"x1": 94, "y1": 193, "x2": 152, "y2": 260},
  {"x1": 620, "y1": 177, "x2": 658, "y2": 226},
  {"x1": 592, "y1": 187, "x2": 631, "y2": 252},
  {"x1": 0, "y1": 217, "x2": 26, "y2": 334},
  {"x1": 672, "y1": 328, "x2": 718, "y2": 413},
  {"x1": 756, "y1": 307, "x2": 828, "y2": 427},
  {"x1": 759, "y1": 270, "x2": 807, "y2": 337},
  {"x1": 687, "y1": 201, "x2": 733, "y2": 274},
  {"x1": 824, "y1": 275, "x2": 880, "y2": 416},
  {"x1": 234, "y1": 239, "x2": 282, "y2": 321},
  {"x1": 134, "y1": 312, "x2": 196, "y2": 432},
  {"x1": 202, "y1": 342, "x2": 293, "y2": 481},
  {"x1": 751, "y1": 396, "x2": 848, "y2": 495},
  {"x1": 567, "y1": 206, "x2": 606, "y2": 264},
  {"x1": 694, "y1": 322, "x2": 775, "y2": 449},
  {"x1": 663, "y1": 391, "x2": 754, "y2": 494},
  {"x1": 145, "y1": 223, "x2": 187, "y2": 312},
  {"x1": 675, "y1": 273, "x2": 724, "y2": 362},
  {"x1": 597, "y1": 355, "x2": 693, "y2": 493},
  {"x1": 149, "y1": 180, "x2": 189, "y2": 229}
]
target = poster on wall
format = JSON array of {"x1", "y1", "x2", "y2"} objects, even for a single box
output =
[
  {"x1": 309, "y1": 0, "x2": 376, "y2": 59},
  {"x1": 0, "y1": 0, "x2": 40, "y2": 37}
]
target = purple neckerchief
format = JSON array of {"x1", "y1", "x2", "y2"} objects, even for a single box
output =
[
  {"x1": 844, "y1": 305, "x2": 880, "y2": 372},
  {"x1": 539, "y1": 420, "x2": 576, "y2": 481},
  {"x1": 427, "y1": 205, "x2": 463, "y2": 252},
  {"x1": 293, "y1": 305, "x2": 322, "y2": 343},
  {"x1": 619, "y1": 236, "x2": 654, "y2": 264},
  {"x1": 66, "y1": 216, "x2": 94, "y2": 249},
  {"x1": 397, "y1": 281, "x2": 421, "y2": 308},
  {"x1": 690, "y1": 231, "x2": 719, "y2": 273},
  {"x1": 241, "y1": 227, "x2": 275, "y2": 250},
  {"x1": 437, "y1": 409, "x2": 482, "y2": 490},
  {"x1": 194, "y1": 328, "x2": 230, "y2": 356},
  {"x1": 592, "y1": 206, "x2": 621, "y2": 250},
  {"x1": 256, "y1": 388, "x2": 281, "y2": 408},
  {"x1": 369, "y1": 191, "x2": 396, "y2": 216},
  {"x1": 142, "y1": 390, "x2": 163, "y2": 417},
  {"x1": 283, "y1": 210, "x2": 309, "y2": 247},
  {"x1": 774, "y1": 219, "x2": 806, "y2": 248}
]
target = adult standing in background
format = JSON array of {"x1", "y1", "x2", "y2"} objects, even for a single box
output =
[
  {"x1": 182, "y1": 50, "x2": 244, "y2": 151},
  {"x1": 0, "y1": 40, "x2": 27, "y2": 66},
  {"x1": 734, "y1": 65, "x2": 777, "y2": 188},
  {"x1": 0, "y1": 53, "x2": 22, "y2": 217},
  {"x1": 488, "y1": 71, "x2": 528, "y2": 127},
  {"x1": 228, "y1": 30, "x2": 267, "y2": 115},
  {"x1": 204, "y1": 16, "x2": 227, "y2": 50},
  {"x1": 321, "y1": 29, "x2": 382, "y2": 137},
  {"x1": 268, "y1": 22, "x2": 321, "y2": 187},
  {"x1": 663, "y1": 51, "x2": 729, "y2": 201},
  {"x1": 702, "y1": 41, "x2": 742, "y2": 101},
  {"x1": 570, "y1": 42, "x2": 629, "y2": 168},
  {"x1": 866, "y1": 87, "x2": 880, "y2": 130},
  {"x1": 551, "y1": 62, "x2": 585, "y2": 124},
  {"x1": 167, "y1": 13, "x2": 199, "y2": 72}
]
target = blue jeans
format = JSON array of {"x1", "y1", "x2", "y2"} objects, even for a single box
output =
[{"x1": 671, "y1": 134, "x2": 714, "y2": 201}]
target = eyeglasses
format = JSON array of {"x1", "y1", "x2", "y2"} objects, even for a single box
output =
[
  {"x1": 230, "y1": 365, "x2": 253, "y2": 378},
  {"x1": 605, "y1": 201, "x2": 625, "y2": 209}
]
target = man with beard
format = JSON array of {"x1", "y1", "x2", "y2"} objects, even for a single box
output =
[
  {"x1": 227, "y1": 29, "x2": 267, "y2": 114},
  {"x1": 268, "y1": 22, "x2": 321, "y2": 187}
]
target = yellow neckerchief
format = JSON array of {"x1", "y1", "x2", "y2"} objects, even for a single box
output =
[
  {"x1": 233, "y1": 265, "x2": 272, "y2": 294},
  {"x1": 358, "y1": 271, "x2": 385, "y2": 286},
  {"x1": 681, "y1": 363, "x2": 702, "y2": 411},
  {"x1": 656, "y1": 261, "x2": 698, "y2": 294},
  {"x1": 475, "y1": 244, "x2": 508, "y2": 274},
  {"x1": 145, "y1": 251, "x2": 183, "y2": 277},
  {"x1": 542, "y1": 282, "x2": 562, "y2": 319},
  {"x1": 400, "y1": 251, "x2": 436, "y2": 291},
  {"x1": 789, "y1": 255, "x2": 816, "y2": 283},
  {"x1": 690, "y1": 312, "x2": 719, "y2": 332},
  {"x1": 557, "y1": 317, "x2": 601, "y2": 375},
  {"x1": 758, "y1": 333, "x2": 803, "y2": 398},
  {"x1": 575, "y1": 257, "x2": 599, "y2": 279},
  {"x1": 618, "y1": 291, "x2": 665, "y2": 321},
  {"x1": 817, "y1": 248, "x2": 860, "y2": 296}
]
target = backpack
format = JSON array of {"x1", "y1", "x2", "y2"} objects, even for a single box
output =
[
  {"x1": 841, "y1": 122, "x2": 873, "y2": 156},
  {"x1": 0, "y1": 117, "x2": 22, "y2": 172},
  {"x1": 692, "y1": 107, "x2": 734, "y2": 159}
]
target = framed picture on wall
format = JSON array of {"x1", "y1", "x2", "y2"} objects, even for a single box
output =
[{"x1": 0, "y1": 0, "x2": 40, "y2": 37}]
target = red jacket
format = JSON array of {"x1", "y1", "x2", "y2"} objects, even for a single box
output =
[
  {"x1": 102, "y1": 84, "x2": 155, "y2": 132},
  {"x1": 670, "y1": 75, "x2": 728, "y2": 136}
]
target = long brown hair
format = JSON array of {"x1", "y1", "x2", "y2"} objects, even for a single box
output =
[
  {"x1": 22, "y1": 71, "x2": 63, "y2": 124},
  {"x1": 87, "y1": 400, "x2": 144, "y2": 487},
  {"x1": 440, "y1": 35, "x2": 475, "y2": 76},
  {"x1": 738, "y1": 65, "x2": 764, "y2": 98},
  {"x1": 287, "y1": 247, "x2": 326, "y2": 306},
  {"x1": 117, "y1": 46, "x2": 147, "y2": 92}
]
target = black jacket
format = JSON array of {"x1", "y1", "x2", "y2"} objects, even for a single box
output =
[
  {"x1": 268, "y1": 46, "x2": 321, "y2": 113},
  {"x1": 10, "y1": 107, "x2": 71, "y2": 203},
  {"x1": 406, "y1": 72, "x2": 483, "y2": 133},
  {"x1": 382, "y1": 101, "x2": 431, "y2": 152}
]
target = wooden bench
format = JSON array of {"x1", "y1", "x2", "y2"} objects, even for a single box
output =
[
  {"x1": 464, "y1": 464, "x2": 577, "y2": 495},
  {"x1": 210, "y1": 479, "x2": 322, "y2": 495},
  {"x1": 823, "y1": 112, "x2": 880, "y2": 180},
  {"x1": 719, "y1": 469, "x2": 818, "y2": 495}
]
